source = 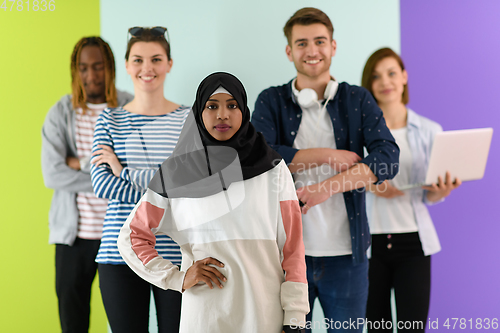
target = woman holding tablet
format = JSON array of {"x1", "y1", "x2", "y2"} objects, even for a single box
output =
[{"x1": 361, "y1": 48, "x2": 461, "y2": 332}]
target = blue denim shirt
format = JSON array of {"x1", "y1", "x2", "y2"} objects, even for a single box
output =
[
  {"x1": 251, "y1": 80, "x2": 400, "y2": 264},
  {"x1": 367, "y1": 109, "x2": 443, "y2": 256}
]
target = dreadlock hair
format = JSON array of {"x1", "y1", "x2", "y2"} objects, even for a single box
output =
[{"x1": 70, "y1": 36, "x2": 118, "y2": 111}]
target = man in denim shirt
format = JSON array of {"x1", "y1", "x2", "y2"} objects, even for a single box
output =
[{"x1": 251, "y1": 8, "x2": 399, "y2": 332}]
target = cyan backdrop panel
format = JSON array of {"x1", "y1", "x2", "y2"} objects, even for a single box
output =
[
  {"x1": 101, "y1": 1, "x2": 400, "y2": 332},
  {"x1": 100, "y1": 0, "x2": 400, "y2": 111}
]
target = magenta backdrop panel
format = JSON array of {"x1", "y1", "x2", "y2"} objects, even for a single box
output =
[{"x1": 400, "y1": 0, "x2": 500, "y2": 326}]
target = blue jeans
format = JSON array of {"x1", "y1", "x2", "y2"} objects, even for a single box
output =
[{"x1": 306, "y1": 255, "x2": 369, "y2": 333}]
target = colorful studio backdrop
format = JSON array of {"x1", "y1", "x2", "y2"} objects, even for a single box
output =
[{"x1": 1, "y1": 1, "x2": 498, "y2": 332}]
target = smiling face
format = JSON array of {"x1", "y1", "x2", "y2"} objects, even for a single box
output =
[
  {"x1": 79, "y1": 45, "x2": 106, "y2": 103},
  {"x1": 286, "y1": 23, "x2": 336, "y2": 82},
  {"x1": 371, "y1": 56, "x2": 408, "y2": 106},
  {"x1": 202, "y1": 93, "x2": 243, "y2": 141},
  {"x1": 125, "y1": 41, "x2": 172, "y2": 93}
]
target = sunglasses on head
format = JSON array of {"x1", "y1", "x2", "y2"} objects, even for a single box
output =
[{"x1": 128, "y1": 26, "x2": 169, "y2": 43}]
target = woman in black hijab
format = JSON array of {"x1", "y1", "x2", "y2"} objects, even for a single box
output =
[{"x1": 118, "y1": 72, "x2": 308, "y2": 333}]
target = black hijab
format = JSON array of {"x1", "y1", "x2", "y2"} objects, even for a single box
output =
[{"x1": 148, "y1": 72, "x2": 281, "y2": 199}]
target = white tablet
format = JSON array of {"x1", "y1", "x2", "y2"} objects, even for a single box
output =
[{"x1": 398, "y1": 128, "x2": 493, "y2": 190}]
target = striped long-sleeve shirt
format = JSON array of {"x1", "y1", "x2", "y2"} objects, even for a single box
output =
[
  {"x1": 91, "y1": 106, "x2": 190, "y2": 265},
  {"x1": 75, "y1": 103, "x2": 109, "y2": 240}
]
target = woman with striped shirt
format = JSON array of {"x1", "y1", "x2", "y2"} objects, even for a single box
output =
[{"x1": 90, "y1": 27, "x2": 188, "y2": 333}]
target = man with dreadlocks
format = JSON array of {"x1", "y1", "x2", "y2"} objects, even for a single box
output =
[{"x1": 41, "y1": 36, "x2": 132, "y2": 333}]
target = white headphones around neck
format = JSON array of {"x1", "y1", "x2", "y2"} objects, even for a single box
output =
[
  {"x1": 296, "y1": 80, "x2": 339, "y2": 148},
  {"x1": 296, "y1": 80, "x2": 339, "y2": 109}
]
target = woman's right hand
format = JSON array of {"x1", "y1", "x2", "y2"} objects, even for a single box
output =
[
  {"x1": 92, "y1": 144, "x2": 124, "y2": 177},
  {"x1": 182, "y1": 257, "x2": 226, "y2": 291},
  {"x1": 368, "y1": 180, "x2": 404, "y2": 199}
]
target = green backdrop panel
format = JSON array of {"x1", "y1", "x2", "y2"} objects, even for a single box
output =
[{"x1": 0, "y1": 1, "x2": 108, "y2": 332}]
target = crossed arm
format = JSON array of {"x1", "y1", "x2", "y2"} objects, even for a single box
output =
[{"x1": 291, "y1": 149, "x2": 378, "y2": 214}]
